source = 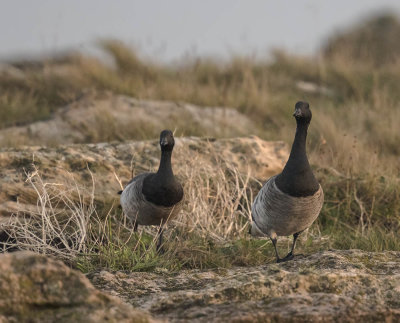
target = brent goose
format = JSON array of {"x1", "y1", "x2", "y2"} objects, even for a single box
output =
[
  {"x1": 250, "y1": 101, "x2": 324, "y2": 262},
  {"x1": 120, "y1": 130, "x2": 184, "y2": 252}
]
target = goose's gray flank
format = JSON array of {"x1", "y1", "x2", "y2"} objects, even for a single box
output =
[
  {"x1": 120, "y1": 130, "x2": 183, "y2": 252},
  {"x1": 251, "y1": 101, "x2": 324, "y2": 263}
]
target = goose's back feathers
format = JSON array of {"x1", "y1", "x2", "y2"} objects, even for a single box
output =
[
  {"x1": 251, "y1": 175, "x2": 323, "y2": 238},
  {"x1": 120, "y1": 173, "x2": 183, "y2": 226}
]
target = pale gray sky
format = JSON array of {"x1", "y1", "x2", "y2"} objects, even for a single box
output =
[{"x1": 1, "y1": 0, "x2": 399, "y2": 62}]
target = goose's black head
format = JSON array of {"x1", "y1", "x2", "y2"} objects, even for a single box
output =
[
  {"x1": 159, "y1": 130, "x2": 175, "y2": 152},
  {"x1": 293, "y1": 101, "x2": 312, "y2": 124}
]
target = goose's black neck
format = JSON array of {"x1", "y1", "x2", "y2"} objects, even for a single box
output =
[
  {"x1": 157, "y1": 150, "x2": 174, "y2": 179},
  {"x1": 275, "y1": 121, "x2": 319, "y2": 197},
  {"x1": 288, "y1": 121, "x2": 309, "y2": 165}
]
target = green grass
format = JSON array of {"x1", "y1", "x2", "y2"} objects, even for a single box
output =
[{"x1": 76, "y1": 233, "x2": 166, "y2": 273}]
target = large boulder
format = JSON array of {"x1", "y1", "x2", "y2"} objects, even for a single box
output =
[
  {"x1": 0, "y1": 93, "x2": 258, "y2": 147},
  {"x1": 0, "y1": 251, "x2": 155, "y2": 322},
  {"x1": 90, "y1": 249, "x2": 400, "y2": 322}
]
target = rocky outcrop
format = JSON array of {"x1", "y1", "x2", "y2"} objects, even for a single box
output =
[
  {"x1": 0, "y1": 125, "x2": 398, "y2": 322},
  {"x1": 90, "y1": 249, "x2": 400, "y2": 322},
  {"x1": 0, "y1": 251, "x2": 155, "y2": 322},
  {"x1": 0, "y1": 136, "x2": 288, "y2": 218},
  {"x1": 0, "y1": 93, "x2": 258, "y2": 146}
]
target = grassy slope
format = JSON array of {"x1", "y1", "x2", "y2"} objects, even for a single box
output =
[{"x1": 1, "y1": 14, "x2": 399, "y2": 271}]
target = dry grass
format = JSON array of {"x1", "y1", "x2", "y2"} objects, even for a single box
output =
[
  {"x1": 175, "y1": 144, "x2": 253, "y2": 241},
  {"x1": 2, "y1": 166, "x2": 97, "y2": 260},
  {"x1": 1, "y1": 165, "x2": 164, "y2": 270}
]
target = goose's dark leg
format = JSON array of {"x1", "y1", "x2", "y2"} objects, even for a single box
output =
[
  {"x1": 156, "y1": 226, "x2": 165, "y2": 254},
  {"x1": 271, "y1": 237, "x2": 282, "y2": 263},
  {"x1": 133, "y1": 222, "x2": 138, "y2": 232},
  {"x1": 289, "y1": 231, "x2": 301, "y2": 255},
  {"x1": 281, "y1": 231, "x2": 303, "y2": 262}
]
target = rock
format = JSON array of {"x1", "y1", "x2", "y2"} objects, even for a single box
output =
[
  {"x1": 0, "y1": 136, "x2": 288, "y2": 218},
  {"x1": 0, "y1": 93, "x2": 258, "y2": 146},
  {"x1": 296, "y1": 80, "x2": 334, "y2": 97},
  {"x1": 89, "y1": 249, "x2": 400, "y2": 322},
  {"x1": 0, "y1": 251, "x2": 156, "y2": 322}
]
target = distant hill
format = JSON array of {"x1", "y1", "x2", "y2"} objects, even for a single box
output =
[{"x1": 323, "y1": 14, "x2": 400, "y2": 66}]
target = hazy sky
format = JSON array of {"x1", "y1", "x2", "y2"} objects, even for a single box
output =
[{"x1": 1, "y1": 0, "x2": 400, "y2": 62}]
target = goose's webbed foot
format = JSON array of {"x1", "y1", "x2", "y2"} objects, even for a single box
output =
[
  {"x1": 277, "y1": 251, "x2": 294, "y2": 263},
  {"x1": 277, "y1": 230, "x2": 304, "y2": 263}
]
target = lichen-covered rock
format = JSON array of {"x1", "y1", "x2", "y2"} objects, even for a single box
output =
[
  {"x1": 0, "y1": 136, "x2": 288, "y2": 218},
  {"x1": 0, "y1": 251, "x2": 156, "y2": 323},
  {"x1": 90, "y1": 250, "x2": 400, "y2": 322}
]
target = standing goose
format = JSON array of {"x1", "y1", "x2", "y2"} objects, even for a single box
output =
[
  {"x1": 120, "y1": 130, "x2": 184, "y2": 252},
  {"x1": 250, "y1": 101, "x2": 324, "y2": 263}
]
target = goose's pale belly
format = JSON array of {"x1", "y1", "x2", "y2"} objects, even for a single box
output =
[
  {"x1": 120, "y1": 173, "x2": 183, "y2": 226},
  {"x1": 251, "y1": 175, "x2": 324, "y2": 237}
]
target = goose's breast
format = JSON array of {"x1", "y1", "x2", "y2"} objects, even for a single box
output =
[
  {"x1": 252, "y1": 176, "x2": 324, "y2": 237},
  {"x1": 120, "y1": 173, "x2": 183, "y2": 226}
]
